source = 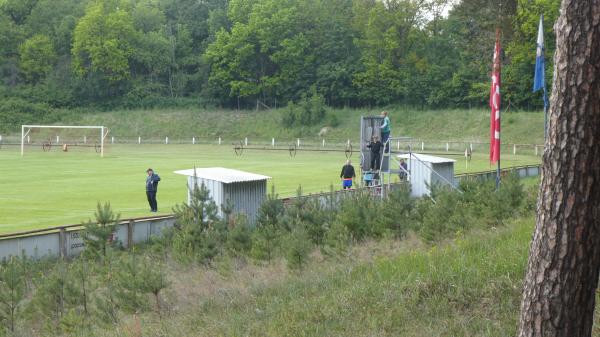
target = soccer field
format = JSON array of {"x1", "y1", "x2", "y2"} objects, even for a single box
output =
[{"x1": 0, "y1": 143, "x2": 540, "y2": 233}]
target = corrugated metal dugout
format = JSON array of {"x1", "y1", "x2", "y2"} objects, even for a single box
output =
[
  {"x1": 174, "y1": 168, "x2": 270, "y2": 223},
  {"x1": 397, "y1": 153, "x2": 455, "y2": 197}
]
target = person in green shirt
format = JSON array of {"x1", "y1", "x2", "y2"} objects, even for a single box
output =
[{"x1": 380, "y1": 111, "x2": 391, "y2": 152}]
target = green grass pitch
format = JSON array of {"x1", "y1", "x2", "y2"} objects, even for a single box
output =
[{"x1": 0, "y1": 144, "x2": 540, "y2": 234}]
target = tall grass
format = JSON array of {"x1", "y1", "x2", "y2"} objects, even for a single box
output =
[{"x1": 85, "y1": 218, "x2": 534, "y2": 337}]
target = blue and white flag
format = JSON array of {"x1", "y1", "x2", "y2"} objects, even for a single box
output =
[{"x1": 533, "y1": 14, "x2": 547, "y2": 109}]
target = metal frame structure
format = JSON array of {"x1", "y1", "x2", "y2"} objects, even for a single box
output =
[{"x1": 21, "y1": 125, "x2": 108, "y2": 157}]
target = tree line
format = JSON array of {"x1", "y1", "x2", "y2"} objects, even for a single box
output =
[{"x1": 0, "y1": 0, "x2": 559, "y2": 111}]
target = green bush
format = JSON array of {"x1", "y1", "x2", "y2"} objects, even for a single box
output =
[
  {"x1": 335, "y1": 191, "x2": 384, "y2": 241},
  {"x1": 226, "y1": 224, "x2": 253, "y2": 257},
  {"x1": 172, "y1": 182, "x2": 226, "y2": 264},
  {"x1": 0, "y1": 257, "x2": 25, "y2": 334},
  {"x1": 284, "y1": 229, "x2": 312, "y2": 270},
  {"x1": 256, "y1": 186, "x2": 285, "y2": 229},
  {"x1": 30, "y1": 261, "x2": 81, "y2": 332},
  {"x1": 417, "y1": 175, "x2": 527, "y2": 243},
  {"x1": 281, "y1": 188, "x2": 332, "y2": 246},
  {"x1": 281, "y1": 87, "x2": 327, "y2": 128},
  {"x1": 322, "y1": 221, "x2": 351, "y2": 257},
  {"x1": 0, "y1": 97, "x2": 55, "y2": 133},
  {"x1": 82, "y1": 202, "x2": 121, "y2": 259},
  {"x1": 379, "y1": 185, "x2": 414, "y2": 238},
  {"x1": 250, "y1": 225, "x2": 280, "y2": 262}
]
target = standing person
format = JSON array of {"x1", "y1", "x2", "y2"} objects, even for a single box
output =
[
  {"x1": 146, "y1": 168, "x2": 161, "y2": 212},
  {"x1": 340, "y1": 160, "x2": 355, "y2": 190},
  {"x1": 380, "y1": 111, "x2": 391, "y2": 152},
  {"x1": 367, "y1": 136, "x2": 383, "y2": 170}
]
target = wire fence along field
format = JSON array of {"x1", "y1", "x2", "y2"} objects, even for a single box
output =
[{"x1": 0, "y1": 133, "x2": 546, "y2": 157}]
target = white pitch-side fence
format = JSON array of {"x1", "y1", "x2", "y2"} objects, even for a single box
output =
[
  {"x1": 0, "y1": 164, "x2": 542, "y2": 262},
  {"x1": 0, "y1": 133, "x2": 545, "y2": 156}
]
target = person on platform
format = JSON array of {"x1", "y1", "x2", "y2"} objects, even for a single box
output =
[
  {"x1": 367, "y1": 135, "x2": 383, "y2": 170},
  {"x1": 380, "y1": 111, "x2": 391, "y2": 152},
  {"x1": 146, "y1": 168, "x2": 161, "y2": 212},
  {"x1": 340, "y1": 160, "x2": 356, "y2": 190}
]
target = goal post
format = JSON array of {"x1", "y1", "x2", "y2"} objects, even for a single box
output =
[{"x1": 21, "y1": 125, "x2": 108, "y2": 157}]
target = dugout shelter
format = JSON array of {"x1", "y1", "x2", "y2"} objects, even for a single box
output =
[
  {"x1": 396, "y1": 153, "x2": 456, "y2": 197},
  {"x1": 174, "y1": 167, "x2": 270, "y2": 223}
]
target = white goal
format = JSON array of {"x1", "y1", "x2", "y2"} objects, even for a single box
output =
[{"x1": 21, "y1": 125, "x2": 109, "y2": 157}]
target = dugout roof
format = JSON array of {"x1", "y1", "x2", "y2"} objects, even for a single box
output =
[{"x1": 173, "y1": 167, "x2": 271, "y2": 184}]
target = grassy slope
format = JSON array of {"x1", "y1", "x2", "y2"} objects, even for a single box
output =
[
  {"x1": 91, "y1": 217, "x2": 534, "y2": 337},
  {"x1": 22, "y1": 107, "x2": 546, "y2": 145}
]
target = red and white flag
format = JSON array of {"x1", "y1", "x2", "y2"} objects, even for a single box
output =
[{"x1": 489, "y1": 33, "x2": 501, "y2": 164}]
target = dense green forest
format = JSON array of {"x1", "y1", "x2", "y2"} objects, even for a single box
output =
[{"x1": 0, "y1": 0, "x2": 558, "y2": 114}]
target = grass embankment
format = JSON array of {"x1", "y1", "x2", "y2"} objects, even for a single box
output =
[
  {"x1": 0, "y1": 144, "x2": 540, "y2": 233},
  {"x1": 4, "y1": 107, "x2": 545, "y2": 145},
  {"x1": 89, "y1": 217, "x2": 533, "y2": 337}
]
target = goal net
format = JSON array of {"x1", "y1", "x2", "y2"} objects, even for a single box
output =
[{"x1": 21, "y1": 125, "x2": 109, "y2": 157}]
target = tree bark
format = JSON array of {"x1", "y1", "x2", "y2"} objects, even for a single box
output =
[{"x1": 517, "y1": 1, "x2": 600, "y2": 337}]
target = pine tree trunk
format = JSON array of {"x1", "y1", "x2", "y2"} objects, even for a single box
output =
[{"x1": 517, "y1": 1, "x2": 600, "y2": 336}]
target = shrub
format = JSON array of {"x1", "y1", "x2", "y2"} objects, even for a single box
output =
[
  {"x1": 250, "y1": 225, "x2": 280, "y2": 262},
  {"x1": 172, "y1": 182, "x2": 226, "y2": 264},
  {"x1": 417, "y1": 187, "x2": 472, "y2": 243},
  {"x1": 284, "y1": 229, "x2": 312, "y2": 270},
  {"x1": 226, "y1": 223, "x2": 253, "y2": 257},
  {"x1": 82, "y1": 202, "x2": 121, "y2": 259},
  {"x1": 0, "y1": 97, "x2": 55, "y2": 133},
  {"x1": 322, "y1": 221, "x2": 351, "y2": 257},
  {"x1": 0, "y1": 257, "x2": 25, "y2": 334},
  {"x1": 282, "y1": 188, "x2": 332, "y2": 245},
  {"x1": 380, "y1": 185, "x2": 414, "y2": 238},
  {"x1": 335, "y1": 191, "x2": 384, "y2": 241},
  {"x1": 281, "y1": 86, "x2": 327, "y2": 128},
  {"x1": 31, "y1": 261, "x2": 81, "y2": 332},
  {"x1": 256, "y1": 186, "x2": 285, "y2": 229}
]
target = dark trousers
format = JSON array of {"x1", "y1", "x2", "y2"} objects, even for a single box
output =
[
  {"x1": 146, "y1": 191, "x2": 157, "y2": 211},
  {"x1": 381, "y1": 131, "x2": 390, "y2": 152},
  {"x1": 370, "y1": 153, "x2": 381, "y2": 170}
]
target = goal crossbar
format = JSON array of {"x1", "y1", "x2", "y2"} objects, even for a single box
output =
[{"x1": 21, "y1": 125, "x2": 108, "y2": 157}]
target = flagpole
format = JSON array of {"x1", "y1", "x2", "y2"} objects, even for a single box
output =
[{"x1": 494, "y1": 28, "x2": 502, "y2": 190}]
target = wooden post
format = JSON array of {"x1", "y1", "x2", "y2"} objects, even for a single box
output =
[
  {"x1": 138, "y1": 136, "x2": 141, "y2": 144},
  {"x1": 127, "y1": 220, "x2": 134, "y2": 250},
  {"x1": 59, "y1": 227, "x2": 67, "y2": 259}
]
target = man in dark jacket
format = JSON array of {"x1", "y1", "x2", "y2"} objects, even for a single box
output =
[
  {"x1": 146, "y1": 168, "x2": 161, "y2": 212},
  {"x1": 340, "y1": 160, "x2": 356, "y2": 190},
  {"x1": 367, "y1": 136, "x2": 383, "y2": 170}
]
